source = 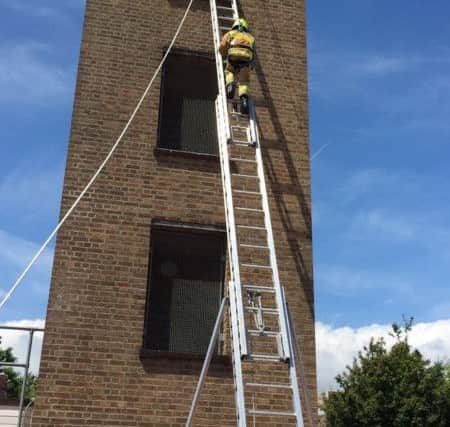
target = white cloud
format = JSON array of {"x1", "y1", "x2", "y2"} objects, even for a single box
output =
[
  {"x1": 309, "y1": 52, "x2": 409, "y2": 98},
  {"x1": 315, "y1": 265, "x2": 413, "y2": 297},
  {"x1": 335, "y1": 168, "x2": 446, "y2": 210},
  {"x1": 350, "y1": 209, "x2": 416, "y2": 241},
  {"x1": 345, "y1": 208, "x2": 450, "y2": 262},
  {"x1": 0, "y1": 319, "x2": 45, "y2": 374},
  {"x1": 1, "y1": 317, "x2": 448, "y2": 395},
  {"x1": 0, "y1": 0, "x2": 84, "y2": 19},
  {"x1": 309, "y1": 47, "x2": 450, "y2": 132},
  {"x1": 0, "y1": 230, "x2": 53, "y2": 275},
  {"x1": 310, "y1": 50, "x2": 450, "y2": 88},
  {"x1": 0, "y1": 229, "x2": 54, "y2": 301},
  {"x1": 5, "y1": 4, "x2": 62, "y2": 19},
  {"x1": 0, "y1": 165, "x2": 63, "y2": 221},
  {"x1": 0, "y1": 42, "x2": 70, "y2": 106},
  {"x1": 346, "y1": 54, "x2": 450, "y2": 77},
  {"x1": 429, "y1": 301, "x2": 450, "y2": 319},
  {"x1": 337, "y1": 168, "x2": 413, "y2": 204},
  {"x1": 0, "y1": 166, "x2": 62, "y2": 301},
  {"x1": 331, "y1": 168, "x2": 450, "y2": 254},
  {"x1": 351, "y1": 56, "x2": 413, "y2": 76},
  {"x1": 316, "y1": 319, "x2": 450, "y2": 392}
]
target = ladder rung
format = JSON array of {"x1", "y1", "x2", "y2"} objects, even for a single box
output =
[
  {"x1": 230, "y1": 158, "x2": 256, "y2": 163},
  {"x1": 245, "y1": 306, "x2": 279, "y2": 314},
  {"x1": 233, "y1": 142, "x2": 254, "y2": 147},
  {"x1": 236, "y1": 225, "x2": 265, "y2": 230},
  {"x1": 231, "y1": 125, "x2": 248, "y2": 131},
  {"x1": 241, "y1": 263, "x2": 272, "y2": 270},
  {"x1": 217, "y1": 6, "x2": 233, "y2": 11},
  {"x1": 231, "y1": 138, "x2": 249, "y2": 145},
  {"x1": 220, "y1": 26, "x2": 230, "y2": 31},
  {"x1": 231, "y1": 173, "x2": 258, "y2": 179},
  {"x1": 234, "y1": 190, "x2": 260, "y2": 195},
  {"x1": 249, "y1": 353, "x2": 282, "y2": 361},
  {"x1": 246, "y1": 382, "x2": 291, "y2": 389},
  {"x1": 243, "y1": 284, "x2": 275, "y2": 293},
  {"x1": 247, "y1": 409, "x2": 296, "y2": 417},
  {"x1": 235, "y1": 207, "x2": 263, "y2": 213},
  {"x1": 240, "y1": 244, "x2": 269, "y2": 249},
  {"x1": 219, "y1": 16, "x2": 234, "y2": 21},
  {"x1": 248, "y1": 330, "x2": 280, "y2": 337}
]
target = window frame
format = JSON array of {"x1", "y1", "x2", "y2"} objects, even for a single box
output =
[
  {"x1": 142, "y1": 220, "x2": 227, "y2": 358},
  {"x1": 156, "y1": 48, "x2": 219, "y2": 157}
]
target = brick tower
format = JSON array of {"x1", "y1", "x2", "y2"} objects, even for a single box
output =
[{"x1": 33, "y1": 0, "x2": 317, "y2": 425}]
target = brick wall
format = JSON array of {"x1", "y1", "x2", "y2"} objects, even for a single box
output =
[{"x1": 33, "y1": 0, "x2": 317, "y2": 425}]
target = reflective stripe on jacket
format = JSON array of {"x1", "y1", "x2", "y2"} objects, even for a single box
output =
[{"x1": 219, "y1": 30, "x2": 255, "y2": 63}]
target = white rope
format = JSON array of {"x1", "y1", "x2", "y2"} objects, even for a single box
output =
[{"x1": 0, "y1": 0, "x2": 196, "y2": 311}]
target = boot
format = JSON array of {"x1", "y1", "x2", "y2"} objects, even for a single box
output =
[
  {"x1": 226, "y1": 82, "x2": 235, "y2": 99},
  {"x1": 240, "y1": 95, "x2": 249, "y2": 115}
]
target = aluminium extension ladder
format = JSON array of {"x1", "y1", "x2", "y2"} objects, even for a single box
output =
[{"x1": 186, "y1": 1, "x2": 306, "y2": 426}]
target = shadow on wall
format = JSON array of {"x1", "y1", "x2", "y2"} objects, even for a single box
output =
[
  {"x1": 165, "y1": 0, "x2": 314, "y2": 322},
  {"x1": 245, "y1": 3, "x2": 314, "y2": 323},
  {"x1": 246, "y1": 3, "x2": 317, "y2": 424}
]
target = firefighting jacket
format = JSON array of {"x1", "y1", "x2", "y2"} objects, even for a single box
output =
[{"x1": 219, "y1": 30, "x2": 256, "y2": 64}]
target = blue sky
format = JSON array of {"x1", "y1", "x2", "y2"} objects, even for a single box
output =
[
  {"x1": 0, "y1": 1, "x2": 449, "y2": 389},
  {"x1": 308, "y1": 0, "x2": 450, "y2": 327},
  {"x1": 0, "y1": 0, "x2": 83, "y2": 320}
]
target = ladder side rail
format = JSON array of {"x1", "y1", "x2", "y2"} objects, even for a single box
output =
[
  {"x1": 282, "y1": 289, "x2": 305, "y2": 426},
  {"x1": 248, "y1": 99, "x2": 291, "y2": 359},
  {"x1": 216, "y1": 98, "x2": 248, "y2": 356},
  {"x1": 214, "y1": 94, "x2": 247, "y2": 424},
  {"x1": 229, "y1": 280, "x2": 247, "y2": 427},
  {"x1": 186, "y1": 297, "x2": 229, "y2": 427},
  {"x1": 216, "y1": 99, "x2": 235, "y2": 304},
  {"x1": 230, "y1": 0, "x2": 240, "y2": 17},
  {"x1": 210, "y1": 0, "x2": 231, "y2": 142},
  {"x1": 286, "y1": 300, "x2": 315, "y2": 427}
]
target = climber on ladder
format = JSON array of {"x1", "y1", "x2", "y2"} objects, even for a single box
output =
[{"x1": 219, "y1": 17, "x2": 255, "y2": 115}]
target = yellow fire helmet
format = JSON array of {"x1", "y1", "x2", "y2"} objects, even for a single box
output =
[{"x1": 232, "y1": 18, "x2": 249, "y2": 32}]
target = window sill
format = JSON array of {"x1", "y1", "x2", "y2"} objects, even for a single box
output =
[
  {"x1": 154, "y1": 147, "x2": 219, "y2": 161},
  {"x1": 140, "y1": 348, "x2": 231, "y2": 365}
]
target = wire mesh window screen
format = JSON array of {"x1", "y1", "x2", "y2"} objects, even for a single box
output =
[
  {"x1": 158, "y1": 52, "x2": 219, "y2": 155},
  {"x1": 144, "y1": 227, "x2": 225, "y2": 354}
]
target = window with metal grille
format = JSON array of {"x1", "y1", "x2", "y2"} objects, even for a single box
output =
[
  {"x1": 144, "y1": 224, "x2": 226, "y2": 354},
  {"x1": 158, "y1": 51, "x2": 219, "y2": 155}
]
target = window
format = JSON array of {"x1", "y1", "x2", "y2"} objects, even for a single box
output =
[
  {"x1": 144, "y1": 223, "x2": 226, "y2": 354},
  {"x1": 158, "y1": 51, "x2": 219, "y2": 155}
]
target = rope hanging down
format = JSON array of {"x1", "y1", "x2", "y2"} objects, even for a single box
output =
[{"x1": 0, "y1": 0, "x2": 196, "y2": 311}]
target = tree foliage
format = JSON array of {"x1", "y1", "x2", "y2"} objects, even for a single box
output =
[
  {"x1": 0, "y1": 341, "x2": 36, "y2": 404},
  {"x1": 324, "y1": 319, "x2": 450, "y2": 427}
]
